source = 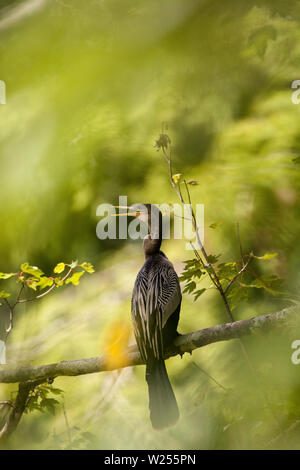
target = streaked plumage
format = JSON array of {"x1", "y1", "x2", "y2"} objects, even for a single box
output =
[
  {"x1": 128, "y1": 204, "x2": 181, "y2": 429},
  {"x1": 132, "y1": 252, "x2": 181, "y2": 362}
]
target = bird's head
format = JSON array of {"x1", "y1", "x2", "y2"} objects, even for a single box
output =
[
  {"x1": 114, "y1": 203, "x2": 163, "y2": 256},
  {"x1": 114, "y1": 203, "x2": 162, "y2": 231}
]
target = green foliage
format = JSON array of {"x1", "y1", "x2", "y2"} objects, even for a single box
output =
[
  {"x1": 216, "y1": 262, "x2": 238, "y2": 281},
  {"x1": 209, "y1": 222, "x2": 223, "y2": 230},
  {"x1": 239, "y1": 275, "x2": 284, "y2": 296},
  {"x1": 247, "y1": 25, "x2": 277, "y2": 58},
  {"x1": 154, "y1": 133, "x2": 171, "y2": 152},
  {"x1": 207, "y1": 254, "x2": 221, "y2": 264},
  {"x1": 172, "y1": 173, "x2": 182, "y2": 184},
  {"x1": 226, "y1": 285, "x2": 249, "y2": 311},
  {"x1": 0, "y1": 273, "x2": 16, "y2": 280},
  {"x1": 25, "y1": 384, "x2": 64, "y2": 416},
  {"x1": 179, "y1": 259, "x2": 206, "y2": 301},
  {"x1": 252, "y1": 253, "x2": 278, "y2": 261},
  {"x1": 0, "y1": 260, "x2": 95, "y2": 347},
  {"x1": 179, "y1": 259, "x2": 204, "y2": 281},
  {"x1": 53, "y1": 263, "x2": 65, "y2": 274},
  {"x1": 193, "y1": 288, "x2": 206, "y2": 301},
  {"x1": 65, "y1": 271, "x2": 84, "y2": 286},
  {"x1": 179, "y1": 251, "x2": 283, "y2": 309},
  {"x1": 0, "y1": 290, "x2": 10, "y2": 298},
  {"x1": 21, "y1": 263, "x2": 44, "y2": 278},
  {"x1": 80, "y1": 262, "x2": 95, "y2": 273},
  {"x1": 0, "y1": 261, "x2": 95, "y2": 294}
]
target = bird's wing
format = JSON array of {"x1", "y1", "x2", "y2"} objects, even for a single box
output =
[
  {"x1": 131, "y1": 259, "x2": 181, "y2": 362},
  {"x1": 154, "y1": 260, "x2": 181, "y2": 329}
]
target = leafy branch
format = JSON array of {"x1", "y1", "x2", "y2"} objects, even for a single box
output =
[
  {"x1": 0, "y1": 378, "x2": 65, "y2": 441},
  {"x1": 155, "y1": 129, "x2": 282, "y2": 313},
  {"x1": 1, "y1": 261, "x2": 95, "y2": 343},
  {"x1": 155, "y1": 127, "x2": 287, "y2": 433}
]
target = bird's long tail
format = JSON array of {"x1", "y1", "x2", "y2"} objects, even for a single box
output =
[{"x1": 146, "y1": 359, "x2": 179, "y2": 430}]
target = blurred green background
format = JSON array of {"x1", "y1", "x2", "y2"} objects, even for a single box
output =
[{"x1": 0, "y1": 0, "x2": 300, "y2": 450}]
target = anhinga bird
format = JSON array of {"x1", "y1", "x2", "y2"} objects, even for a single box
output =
[{"x1": 115, "y1": 203, "x2": 181, "y2": 429}]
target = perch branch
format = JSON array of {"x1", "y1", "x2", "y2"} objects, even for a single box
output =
[{"x1": 0, "y1": 305, "x2": 297, "y2": 384}]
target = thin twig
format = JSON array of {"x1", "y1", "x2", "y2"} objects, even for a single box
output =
[
  {"x1": 263, "y1": 420, "x2": 300, "y2": 449},
  {"x1": 190, "y1": 242, "x2": 218, "y2": 289},
  {"x1": 3, "y1": 267, "x2": 73, "y2": 345},
  {"x1": 236, "y1": 222, "x2": 245, "y2": 266},
  {"x1": 62, "y1": 402, "x2": 72, "y2": 445},
  {"x1": 18, "y1": 267, "x2": 73, "y2": 304},
  {"x1": 0, "y1": 401, "x2": 14, "y2": 409},
  {"x1": 224, "y1": 256, "x2": 253, "y2": 295},
  {"x1": 4, "y1": 284, "x2": 25, "y2": 339},
  {"x1": 192, "y1": 361, "x2": 228, "y2": 391}
]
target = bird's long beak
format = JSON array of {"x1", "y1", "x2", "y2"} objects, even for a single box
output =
[{"x1": 112, "y1": 206, "x2": 140, "y2": 217}]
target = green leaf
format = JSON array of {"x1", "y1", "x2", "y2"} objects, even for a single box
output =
[
  {"x1": 186, "y1": 180, "x2": 199, "y2": 185},
  {"x1": 292, "y1": 156, "x2": 300, "y2": 164},
  {"x1": 49, "y1": 387, "x2": 64, "y2": 396},
  {"x1": 227, "y1": 285, "x2": 249, "y2": 310},
  {"x1": 216, "y1": 262, "x2": 238, "y2": 281},
  {"x1": 183, "y1": 258, "x2": 199, "y2": 269},
  {"x1": 155, "y1": 133, "x2": 171, "y2": 151},
  {"x1": 193, "y1": 288, "x2": 206, "y2": 301},
  {"x1": 36, "y1": 277, "x2": 54, "y2": 290},
  {"x1": 0, "y1": 290, "x2": 10, "y2": 298},
  {"x1": 25, "y1": 401, "x2": 41, "y2": 413},
  {"x1": 193, "y1": 269, "x2": 204, "y2": 278},
  {"x1": 26, "y1": 279, "x2": 38, "y2": 290},
  {"x1": 179, "y1": 272, "x2": 190, "y2": 282},
  {"x1": 54, "y1": 277, "x2": 64, "y2": 287},
  {"x1": 27, "y1": 276, "x2": 53, "y2": 291},
  {"x1": 209, "y1": 221, "x2": 223, "y2": 229},
  {"x1": 65, "y1": 271, "x2": 84, "y2": 286},
  {"x1": 40, "y1": 398, "x2": 60, "y2": 415},
  {"x1": 0, "y1": 272, "x2": 16, "y2": 280},
  {"x1": 207, "y1": 254, "x2": 221, "y2": 264},
  {"x1": 70, "y1": 260, "x2": 78, "y2": 269},
  {"x1": 54, "y1": 263, "x2": 65, "y2": 274},
  {"x1": 172, "y1": 173, "x2": 182, "y2": 184},
  {"x1": 179, "y1": 266, "x2": 204, "y2": 282},
  {"x1": 183, "y1": 281, "x2": 196, "y2": 294},
  {"x1": 21, "y1": 263, "x2": 44, "y2": 278},
  {"x1": 80, "y1": 262, "x2": 95, "y2": 273},
  {"x1": 39, "y1": 388, "x2": 49, "y2": 399},
  {"x1": 252, "y1": 253, "x2": 278, "y2": 260},
  {"x1": 239, "y1": 275, "x2": 283, "y2": 296}
]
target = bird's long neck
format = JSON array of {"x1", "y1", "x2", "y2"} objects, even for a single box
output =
[{"x1": 143, "y1": 215, "x2": 162, "y2": 258}]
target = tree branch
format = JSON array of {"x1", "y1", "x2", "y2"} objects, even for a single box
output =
[
  {"x1": 0, "y1": 306, "x2": 297, "y2": 384},
  {"x1": 0, "y1": 378, "x2": 46, "y2": 440}
]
